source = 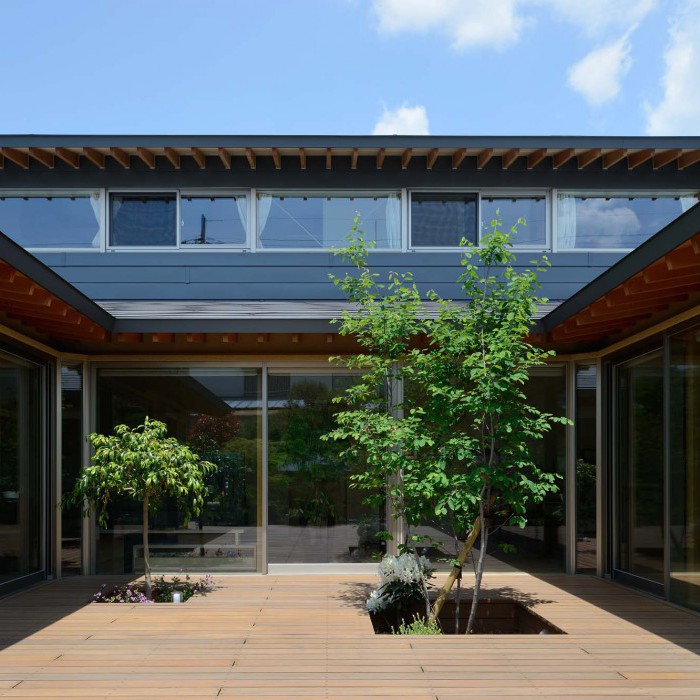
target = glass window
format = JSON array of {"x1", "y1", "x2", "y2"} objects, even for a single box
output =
[
  {"x1": 481, "y1": 195, "x2": 547, "y2": 247},
  {"x1": 0, "y1": 193, "x2": 102, "y2": 249},
  {"x1": 670, "y1": 327, "x2": 700, "y2": 612},
  {"x1": 180, "y1": 195, "x2": 247, "y2": 246},
  {"x1": 411, "y1": 192, "x2": 477, "y2": 247},
  {"x1": 95, "y1": 368, "x2": 262, "y2": 574},
  {"x1": 558, "y1": 194, "x2": 699, "y2": 250},
  {"x1": 257, "y1": 194, "x2": 401, "y2": 249},
  {"x1": 267, "y1": 372, "x2": 385, "y2": 563},
  {"x1": 0, "y1": 350, "x2": 42, "y2": 590},
  {"x1": 109, "y1": 193, "x2": 176, "y2": 247}
]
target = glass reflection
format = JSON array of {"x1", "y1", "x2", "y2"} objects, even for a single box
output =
[
  {"x1": 480, "y1": 196, "x2": 547, "y2": 246},
  {"x1": 411, "y1": 193, "x2": 477, "y2": 247},
  {"x1": 180, "y1": 195, "x2": 247, "y2": 246},
  {"x1": 95, "y1": 369, "x2": 262, "y2": 573},
  {"x1": 617, "y1": 351, "x2": 665, "y2": 584},
  {"x1": 0, "y1": 352, "x2": 42, "y2": 587},
  {"x1": 267, "y1": 373, "x2": 386, "y2": 563}
]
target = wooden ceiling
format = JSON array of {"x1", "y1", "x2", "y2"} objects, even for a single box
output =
[
  {"x1": 1, "y1": 144, "x2": 700, "y2": 171},
  {"x1": 544, "y1": 231, "x2": 700, "y2": 348},
  {"x1": 0, "y1": 260, "x2": 108, "y2": 343}
]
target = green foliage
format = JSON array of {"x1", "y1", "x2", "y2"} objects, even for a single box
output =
[
  {"x1": 324, "y1": 215, "x2": 570, "y2": 597},
  {"x1": 68, "y1": 417, "x2": 217, "y2": 528},
  {"x1": 392, "y1": 614, "x2": 442, "y2": 635}
]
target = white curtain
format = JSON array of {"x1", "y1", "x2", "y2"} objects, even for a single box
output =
[
  {"x1": 681, "y1": 196, "x2": 699, "y2": 213},
  {"x1": 236, "y1": 195, "x2": 248, "y2": 231},
  {"x1": 90, "y1": 192, "x2": 104, "y2": 248},
  {"x1": 557, "y1": 196, "x2": 577, "y2": 249},
  {"x1": 385, "y1": 194, "x2": 401, "y2": 249},
  {"x1": 257, "y1": 194, "x2": 272, "y2": 246}
]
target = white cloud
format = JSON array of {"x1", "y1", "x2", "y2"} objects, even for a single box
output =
[
  {"x1": 567, "y1": 30, "x2": 634, "y2": 106},
  {"x1": 372, "y1": 0, "x2": 524, "y2": 51},
  {"x1": 544, "y1": 0, "x2": 655, "y2": 36},
  {"x1": 645, "y1": 1, "x2": 700, "y2": 135},
  {"x1": 372, "y1": 104, "x2": 430, "y2": 135},
  {"x1": 371, "y1": 0, "x2": 655, "y2": 50}
]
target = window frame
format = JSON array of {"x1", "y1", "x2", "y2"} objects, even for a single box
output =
[
  {"x1": 408, "y1": 188, "x2": 551, "y2": 252},
  {"x1": 0, "y1": 189, "x2": 106, "y2": 253},
  {"x1": 554, "y1": 190, "x2": 700, "y2": 253},
  {"x1": 254, "y1": 189, "x2": 403, "y2": 252}
]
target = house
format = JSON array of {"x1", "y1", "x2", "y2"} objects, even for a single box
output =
[{"x1": 0, "y1": 135, "x2": 698, "y2": 615}]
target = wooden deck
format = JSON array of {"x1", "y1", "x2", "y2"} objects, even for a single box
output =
[{"x1": 1, "y1": 573, "x2": 700, "y2": 699}]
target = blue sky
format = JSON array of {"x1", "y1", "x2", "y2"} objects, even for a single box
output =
[{"x1": 0, "y1": 0, "x2": 698, "y2": 135}]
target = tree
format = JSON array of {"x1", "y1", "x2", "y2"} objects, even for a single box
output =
[
  {"x1": 324, "y1": 217, "x2": 569, "y2": 633},
  {"x1": 67, "y1": 417, "x2": 217, "y2": 599}
]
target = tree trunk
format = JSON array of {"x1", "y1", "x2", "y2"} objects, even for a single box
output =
[
  {"x1": 465, "y1": 503, "x2": 488, "y2": 634},
  {"x1": 429, "y1": 517, "x2": 480, "y2": 623},
  {"x1": 454, "y1": 567, "x2": 461, "y2": 634},
  {"x1": 142, "y1": 495, "x2": 152, "y2": 600}
]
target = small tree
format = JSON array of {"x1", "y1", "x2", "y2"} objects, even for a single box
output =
[
  {"x1": 68, "y1": 417, "x2": 217, "y2": 599},
  {"x1": 324, "y1": 217, "x2": 569, "y2": 633}
]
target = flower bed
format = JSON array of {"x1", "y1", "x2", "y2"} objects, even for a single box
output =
[{"x1": 92, "y1": 574, "x2": 215, "y2": 604}]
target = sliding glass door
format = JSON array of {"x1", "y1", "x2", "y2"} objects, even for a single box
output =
[{"x1": 615, "y1": 351, "x2": 665, "y2": 590}]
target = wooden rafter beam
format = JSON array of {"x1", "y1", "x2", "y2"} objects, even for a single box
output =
[
  {"x1": 245, "y1": 148, "x2": 256, "y2": 169},
  {"x1": 191, "y1": 148, "x2": 206, "y2": 169},
  {"x1": 351, "y1": 148, "x2": 359, "y2": 170},
  {"x1": 552, "y1": 148, "x2": 574, "y2": 169},
  {"x1": 527, "y1": 148, "x2": 547, "y2": 170},
  {"x1": 55, "y1": 147, "x2": 80, "y2": 168},
  {"x1": 136, "y1": 147, "x2": 155, "y2": 169},
  {"x1": 1, "y1": 147, "x2": 29, "y2": 168},
  {"x1": 653, "y1": 149, "x2": 682, "y2": 169},
  {"x1": 28, "y1": 148, "x2": 54, "y2": 169},
  {"x1": 501, "y1": 148, "x2": 520, "y2": 169},
  {"x1": 577, "y1": 149, "x2": 601, "y2": 169},
  {"x1": 452, "y1": 148, "x2": 467, "y2": 169},
  {"x1": 326, "y1": 148, "x2": 332, "y2": 170},
  {"x1": 426, "y1": 148, "x2": 439, "y2": 170},
  {"x1": 0, "y1": 153, "x2": 4, "y2": 168},
  {"x1": 628, "y1": 149, "x2": 654, "y2": 169},
  {"x1": 83, "y1": 148, "x2": 106, "y2": 169},
  {"x1": 218, "y1": 148, "x2": 231, "y2": 169},
  {"x1": 376, "y1": 148, "x2": 385, "y2": 170},
  {"x1": 477, "y1": 148, "x2": 494, "y2": 169},
  {"x1": 298, "y1": 148, "x2": 307, "y2": 170},
  {"x1": 110, "y1": 148, "x2": 130, "y2": 168},
  {"x1": 164, "y1": 147, "x2": 181, "y2": 169},
  {"x1": 221, "y1": 333, "x2": 238, "y2": 344},
  {"x1": 401, "y1": 148, "x2": 413, "y2": 169},
  {"x1": 678, "y1": 149, "x2": 700, "y2": 170},
  {"x1": 271, "y1": 148, "x2": 281, "y2": 170},
  {"x1": 602, "y1": 148, "x2": 627, "y2": 169}
]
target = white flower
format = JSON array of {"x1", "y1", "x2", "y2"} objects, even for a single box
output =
[{"x1": 366, "y1": 589, "x2": 384, "y2": 613}]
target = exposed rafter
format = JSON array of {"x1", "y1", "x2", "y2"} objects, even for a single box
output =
[
  {"x1": 298, "y1": 148, "x2": 307, "y2": 170},
  {"x1": 83, "y1": 148, "x2": 106, "y2": 169},
  {"x1": 110, "y1": 148, "x2": 130, "y2": 168},
  {"x1": 653, "y1": 149, "x2": 681, "y2": 170},
  {"x1": 191, "y1": 148, "x2": 206, "y2": 169},
  {"x1": 376, "y1": 148, "x2": 385, "y2": 170},
  {"x1": 602, "y1": 149, "x2": 627, "y2": 169},
  {"x1": 501, "y1": 148, "x2": 520, "y2": 169},
  {"x1": 678, "y1": 149, "x2": 700, "y2": 170},
  {"x1": 401, "y1": 148, "x2": 413, "y2": 169},
  {"x1": 351, "y1": 148, "x2": 359, "y2": 170},
  {"x1": 527, "y1": 148, "x2": 547, "y2": 170},
  {"x1": 477, "y1": 148, "x2": 494, "y2": 169},
  {"x1": 271, "y1": 148, "x2": 281, "y2": 170},
  {"x1": 164, "y1": 147, "x2": 181, "y2": 169},
  {"x1": 326, "y1": 148, "x2": 332, "y2": 170},
  {"x1": 1, "y1": 147, "x2": 29, "y2": 168},
  {"x1": 28, "y1": 148, "x2": 54, "y2": 169},
  {"x1": 218, "y1": 148, "x2": 231, "y2": 169},
  {"x1": 426, "y1": 148, "x2": 439, "y2": 170},
  {"x1": 136, "y1": 147, "x2": 155, "y2": 169},
  {"x1": 55, "y1": 147, "x2": 80, "y2": 168},
  {"x1": 245, "y1": 148, "x2": 256, "y2": 169},
  {"x1": 577, "y1": 149, "x2": 601, "y2": 169},
  {"x1": 628, "y1": 149, "x2": 654, "y2": 169},
  {"x1": 552, "y1": 149, "x2": 574, "y2": 169},
  {"x1": 452, "y1": 148, "x2": 467, "y2": 169}
]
